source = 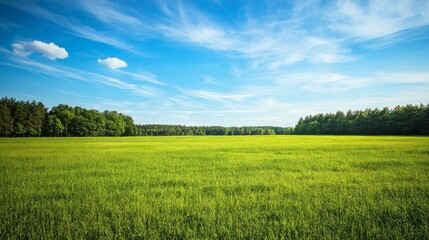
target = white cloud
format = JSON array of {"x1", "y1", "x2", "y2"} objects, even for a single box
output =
[
  {"x1": 11, "y1": 40, "x2": 68, "y2": 60},
  {"x1": 31, "y1": 40, "x2": 68, "y2": 60},
  {"x1": 97, "y1": 57, "x2": 127, "y2": 69}
]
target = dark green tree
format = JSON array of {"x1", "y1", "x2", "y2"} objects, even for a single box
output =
[{"x1": 0, "y1": 102, "x2": 13, "y2": 137}]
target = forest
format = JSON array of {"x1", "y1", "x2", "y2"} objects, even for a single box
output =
[
  {"x1": 0, "y1": 97, "x2": 137, "y2": 137},
  {"x1": 0, "y1": 97, "x2": 428, "y2": 137},
  {"x1": 295, "y1": 104, "x2": 429, "y2": 135}
]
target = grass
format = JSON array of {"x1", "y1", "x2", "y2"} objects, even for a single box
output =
[{"x1": 0, "y1": 136, "x2": 428, "y2": 239}]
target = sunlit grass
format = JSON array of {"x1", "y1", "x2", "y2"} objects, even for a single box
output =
[{"x1": 1, "y1": 136, "x2": 428, "y2": 239}]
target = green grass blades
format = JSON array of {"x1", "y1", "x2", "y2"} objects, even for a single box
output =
[{"x1": 1, "y1": 136, "x2": 428, "y2": 239}]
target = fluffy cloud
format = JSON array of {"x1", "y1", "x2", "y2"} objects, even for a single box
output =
[
  {"x1": 11, "y1": 40, "x2": 68, "y2": 60},
  {"x1": 31, "y1": 40, "x2": 68, "y2": 60},
  {"x1": 97, "y1": 57, "x2": 127, "y2": 69}
]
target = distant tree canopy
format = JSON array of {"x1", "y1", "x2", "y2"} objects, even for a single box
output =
[
  {"x1": 136, "y1": 125, "x2": 293, "y2": 136},
  {"x1": 0, "y1": 97, "x2": 428, "y2": 137},
  {"x1": 294, "y1": 104, "x2": 429, "y2": 135}
]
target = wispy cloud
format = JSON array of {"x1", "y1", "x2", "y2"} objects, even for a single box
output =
[
  {"x1": 2, "y1": 55, "x2": 84, "y2": 80},
  {"x1": 79, "y1": 0, "x2": 141, "y2": 27},
  {"x1": 330, "y1": 0, "x2": 429, "y2": 41},
  {"x1": 247, "y1": 70, "x2": 429, "y2": 94},
  {"x1": 374, "y1": 72, "x2": 429, "y2": 84},
  {"x1": 155, "y1": 1, "x2": 234, "y2": 51},
  {"x1": 118, "y1": 70, "x2": 165, "y2": 85},
  {"x1": 179, "y1": 88, "x2": 259, "y2": 103},
  {"x1": 201, "y1": 75, "x2": 219, "y2": 85},
  {"x1": 269, "y1": 72, "x2": 369, "y2": 93},
  {"x1": 153, "y1": 1, "x2": 429, "y2": 68},
  {"x1": 152, "y1": 2, "x2": 352, "y2": 68},
  {"x1": 65, "y1": 24, "x2": 133, "y2": 51},
  {"x1": 159, "y1": 24, "x2": 233, "y2": 51},
  {"x1": 167, "y1": 96, "x2": 202, "y2": 109},
  {"x1": 91, "y1": 73, "x2": 157, "y2": 96}
]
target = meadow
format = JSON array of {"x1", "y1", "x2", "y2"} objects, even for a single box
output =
[{"x1": 0, "y1": 136, "x2": 428, "y2": 239}]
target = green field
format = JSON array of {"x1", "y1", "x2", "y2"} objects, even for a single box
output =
[{"x1": 0, "y1": 136, "x2": 428, "y2": 239}]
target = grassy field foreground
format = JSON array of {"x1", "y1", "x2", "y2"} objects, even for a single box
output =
[{"x1": 0, "y1": 136, "x2": 428, "y2": 239}]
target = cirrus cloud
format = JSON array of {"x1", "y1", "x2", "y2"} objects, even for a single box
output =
[
  {"x1": 97, "y1": 57, "x2": 127, "y2": 69},
  {"x1": 11, "y1": 40, "x2": 68, "y2": 60}
]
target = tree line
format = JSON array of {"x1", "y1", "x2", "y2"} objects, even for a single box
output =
[
  {"x1": 294, "y1": 104, "x2": 429, "y2": 135},
  {"x1": 0, "y1": 97, "x2": 137, "y2": 137},
  {"x1": 136, "y1": 124, "x2": 293, "y2": 136},
  {"x1": 1, "y1": 97, "x2": 428, "y2": 136}
]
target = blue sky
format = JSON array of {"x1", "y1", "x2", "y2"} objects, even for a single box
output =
[{"x1": 1, "y1": 0, "x2": 428, "y2": 126}]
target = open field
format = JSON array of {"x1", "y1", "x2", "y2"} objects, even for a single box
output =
[{"x1": 0, "y1": 136, "x2": 428, "y2": 239}]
